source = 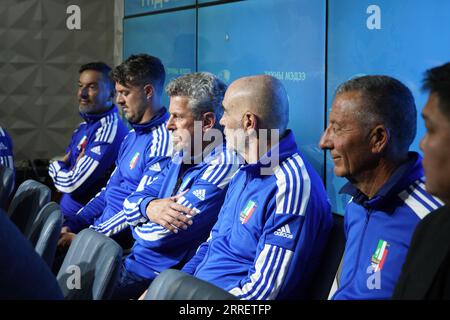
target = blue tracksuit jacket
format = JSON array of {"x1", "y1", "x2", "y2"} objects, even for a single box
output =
[
  {"x1": 0, "y1": 126, "x2": 14, "y2": 173},
  {"x1": 121, "y1": 144, "x2": 242, "y2": 280},
  {"x1": 182, "y1": 130, "x2": 333, "y2": 300},
  {"x1": 49, "y1": 106, "x2": 128, "y2": 217},
  {"x1": 332, "y1": 152, "x2": 444, "y2": 300},
  {"x1": 63, "y1": 108, "x2": 172, "y2": 234}
]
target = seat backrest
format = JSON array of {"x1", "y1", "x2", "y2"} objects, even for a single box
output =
[
  {"x1": 7, "y1": 179, "x2": 51, "y2": 233},
  {"x1": 306, "y1": 213, "x2": 346, "y2": 300},
  {"x1": 25, "y1": 202, "x2": 62, "y2": 267},
  {"x1": 0, "y1": 165, "x2": 15, "y2": 210},
  {"x1": 0, "y1": 208, "x2": 63, "y2": 300},
  {"x1": 146, "y1": 269, "x2": 237, "y2": 300},
  {"x1": 56, "y1": 228, "x2": 123, "y2": 300}
]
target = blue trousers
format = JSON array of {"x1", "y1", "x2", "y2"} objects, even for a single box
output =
[{"x1": 111, "y1": 265, "x2": 152, "y2": 300}]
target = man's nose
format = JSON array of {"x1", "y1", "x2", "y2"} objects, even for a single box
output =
[
  {"x1": 166, "y1": 116, "x2": 175, "y2": 131},
  {"x1": 319, "y1": 127, "x2": 331, "y2": 150},
  {"x1": 79, "y1": 87, "x2": 88, "y2": 98},
  {"x1": 116, "y1": 94, "x2": 125, "y2": 105}
]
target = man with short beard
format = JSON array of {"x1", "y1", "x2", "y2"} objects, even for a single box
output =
[
  {"x1": 49, "y1": 62, "x2": 128, "y2": 220},
  {"x1": 58, "y1": 55, "x2": 172, "y2": 250}
]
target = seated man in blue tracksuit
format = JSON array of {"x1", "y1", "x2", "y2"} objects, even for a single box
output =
[
  {"x1": 319, "y1": 75, "x2": 443, "y2": 300},
  {"x1": 110, "y1": 72, "x2": 242, "y2": 300},
  {"x1": 59, "y1": 54, "x2": 172, "y2": 250},
  {"x1": 181, "y1": 75, "x2": 333, "y2": 300},
  {"x1": 0, "y1": 125, "x2": 14, "y2": 174},
  {"x1": 49, "y1": 62, "x2": 128, "y2": 218}
]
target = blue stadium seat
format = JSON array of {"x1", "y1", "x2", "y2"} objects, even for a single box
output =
[
  {"x1": 0, "y1": 208, "x2": 63, "y2": 299},
  {"x1": 56, "y1": 228, "x2": 122, "y2": 300},
  {"x1": 0, "y1": 165, "x2": 15, "y2": 210},
  {"x1": 145, "y1": 215, "x2": 345, "y2": 301},
  {"x1": 24, "y1": 202, "x2": 62, "y2": 267},
  {"x1": 7, "y1": 179, "x2": 51, "y2": 233},
  {"x1": 145, "y1": 269, "x2": 237, "y2": 300}
]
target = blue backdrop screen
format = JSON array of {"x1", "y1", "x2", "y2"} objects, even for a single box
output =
[
  {"x1": 123, "y1": 0, "x2": 450, "y2": 214},
  {"x1": 327, "y1": 0, "x2": 450, "y2": 213},
  {"x1": 198, "y1": 0, "x2": 326, "y2": 177},
  {"x1": 125, "y1": 0, "x2": 195, "y2": 16},
  {"x1": 123, "y1": 9, "x2": 196, "y2": 108}
]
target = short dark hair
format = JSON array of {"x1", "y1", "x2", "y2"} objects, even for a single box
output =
[
  {"x1": 111, "y1": 54, "x2": 166, "y2": 96},
  {"x1": 79, "y1": 62, "x2": 114, "y2": 91},
  {"x1": 336, "y1": 75, "x2": 417, "y2": 153},
  {"x1": 423, "y1": 62, "x2": 450, "y2": 120}
]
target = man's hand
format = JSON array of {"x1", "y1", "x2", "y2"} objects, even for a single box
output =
[
  {"x1": 138, "y1": 289, "x2": 148, "y2": 300},
  {"x1": 58, "y1": 227, "x2": 76, "y2": 251},
  {"x1": 61, "y1": 226, "x2": 71, "y2": 234},
  {"x1": 146, "y1": 190, "x2": 196, "y2": 233},
  {"x1": 75, "y1": 147, "x2": 85, "y2": 163},
  {"x1": 62, "y1": 151, "x2": 71, "y2": 164}
]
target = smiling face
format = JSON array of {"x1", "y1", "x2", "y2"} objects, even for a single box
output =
[
  {"x1": 166, "y1": 96, "x2": 196, "y2": 153},
  {"x1": 78, "y1": 70, "x2": 112, "y2": 114},
  {"x1": 319, "y1": 91, "x2": 376, "y2": 181},
  {"x1": 420, "y1": 93, "x2": 450, "y2": 202}
]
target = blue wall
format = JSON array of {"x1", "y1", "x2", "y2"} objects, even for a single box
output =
[
  {"x1": 327, "y1": 0, "x2": 450, "y2": 212},
  {"x1": 123, "y1": 0, "x2": 450, "y2": 214}
]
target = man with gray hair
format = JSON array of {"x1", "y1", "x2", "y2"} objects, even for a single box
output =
[
  {"x1": 110, "y1": 72, "x2": 242, "y2": 299},
  {"x1": 320, "y1": 75, "x2": 443, "y2": 299}
]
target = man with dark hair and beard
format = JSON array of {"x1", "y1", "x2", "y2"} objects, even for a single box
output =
[
  {"x1": 57, "y1": 54, "x2": 172, "y2": 251},
  {"x1": 49, "y1": 62, "x2": 128, "y2": 221}
]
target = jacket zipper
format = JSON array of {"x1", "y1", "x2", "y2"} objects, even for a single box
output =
[
  {"x1": 196, "y1": 171, "x2": 251, "y2": 272},
  {"x1": 337, "y1": 207, "x2": 372, "y2": 293}
]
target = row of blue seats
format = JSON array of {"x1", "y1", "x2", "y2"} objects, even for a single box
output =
[
  {"x1": 0, "y1": 165, "x2": 346, "y2": 300},
  {"x1": 1, "y1": 166, "x2": 120, "y2": 299}
]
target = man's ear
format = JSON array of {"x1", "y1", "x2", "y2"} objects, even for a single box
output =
[
  {"x1": 370, "y1": 125, "x2": 389, "y2": 153},
  {"x1": 242, "y1": 112, "x2": 258, "y2": 134},
  {"x1": 143, "y1": 84, "x2": 154, "y2": 100},
  {"x1": 202, "y1": 112, "x2": 216, "y2": 132}
]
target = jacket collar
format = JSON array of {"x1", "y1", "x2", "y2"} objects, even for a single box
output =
[
  {"x1": 340, "y1": 152, "x2": 423, "y2": 210},
  {"x1": 131, "y1": 107, "x2": 168, "y2": 134},
  {"x1": 172, "y1": 143, "x2": 235, "y2": 168},
  {"x1": 241, "y1": 129, "x2": 299, "y2": 175},
  {"x1": 79, "y1": 105, "x2": 118, "y2": 123}
]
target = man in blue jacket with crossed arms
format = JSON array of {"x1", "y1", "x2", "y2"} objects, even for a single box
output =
[
  {"x1": 179, "y1": 75, "x2": 333, "y2": 300},
  {"x1": 110, "y1": 72, "x2": 242, "y2": 299}
]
